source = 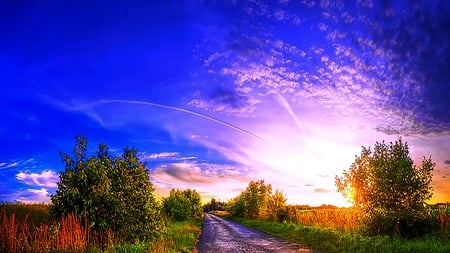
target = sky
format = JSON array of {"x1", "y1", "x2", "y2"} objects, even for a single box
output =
[{"x1": 0, "y1": 0, "x2": 449, "y2": 206}]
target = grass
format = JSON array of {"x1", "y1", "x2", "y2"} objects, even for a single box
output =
[
  {"x1": 286, "y1": 207, "x2": 363, "y2": 233},
  {"x1": 230, "y1": 217, "x2": 450, "y2": 253},
  {"x1": 111, "y1": 217, "x2": 202, "y2": 253},
  {"x1": 0, "y1": 203, "x2": 202, "y2": 253}
]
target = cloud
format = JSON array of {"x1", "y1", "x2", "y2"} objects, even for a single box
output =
[
  {"x1": 139, "y1": 152, "x2": 180, "y2": 161},
  {"x1": 0, "y1": 161, "x2": 19, "y2": 169},
  {"x1": 189, "y1": 87, "x2": 261, "y2": 117},
  {"x1": 15, "y1": 188, "x2": 51, "y2": 204},
  {"x1": 16, "y1": 170, "x2": 59, "y2": 188},
  {"x1": 150, "y1": 161, "x2": 251, "y2": 201},
  {"x1": 194, "y1": 0, "x2": 450, "y2": 137},
  {"x1": 445, "y1": 160, "x2": 450, "y2": 165},
  {"x1": 0, "y1": 158, "x2": 39, "y2": 170},
  {"x1": 314, "y1": 188, "x2": 331, "y2": 193},
  {"x1": 151, "y1": 161, "x2": 246, "y2": 186},
  {"x1": 363, "y1": 1, "x2": 450, "y2": 135}
]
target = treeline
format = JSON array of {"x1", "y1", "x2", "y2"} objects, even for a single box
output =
[{"x1": 225, "y1": 138, "x2": 449, "y2": 239}]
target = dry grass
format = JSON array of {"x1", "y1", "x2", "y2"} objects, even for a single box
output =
[
  {"x1": 0, "y1": 211, "x2": 89, "y2": 253},
  {"x1": 284, "y1": 206, "x2": 363, "y2": 232}
]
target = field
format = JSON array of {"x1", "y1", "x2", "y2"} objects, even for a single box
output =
[
  {"x1": 0, "y1": 203, "x2": 202, "y2": 253},
  {"x1": 229, "y1": 206, "x2": 450, "y2": 253}
]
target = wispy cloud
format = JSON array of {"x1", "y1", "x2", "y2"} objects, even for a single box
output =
[
  {"x1": 0, "y1": 159, "x2": 37, "y2": 170},
  {"x1": 16, "y1": 170, "x2": 59, "y2": 188},
  {"x1": 139, "y1": 152, "x2": 180, "y2": 161}
]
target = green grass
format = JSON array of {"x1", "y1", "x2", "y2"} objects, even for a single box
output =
[
  {"x1": 231, "y1": 217, "x2": 450, "y2": 253},
  {"x1": 111, "y1": 217, "x2": 203, "y2": 253}
]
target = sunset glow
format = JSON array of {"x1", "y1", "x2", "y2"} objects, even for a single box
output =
[{"x1": 1, "y1": 1, "x2": 449, "y2": 206}]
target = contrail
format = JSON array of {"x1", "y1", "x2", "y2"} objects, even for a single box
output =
[
  {"x1": 275, "y1": 94, "x2": 310, "y2": 140},
  {"x1": 80, "y1": 99, "x2": 269, "y2": 144}
]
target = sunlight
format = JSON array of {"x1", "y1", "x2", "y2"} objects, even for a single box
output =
[{"x1": 345, "y1": 185, "x2": 357, "y2": 204}]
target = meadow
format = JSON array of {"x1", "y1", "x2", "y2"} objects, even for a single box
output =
[
  {"x1": 228, "y1": 205, "x2": 450, "y2": 253},
  {"x1": 0, "y1": 203, "x2": 201, "y2": 253}
]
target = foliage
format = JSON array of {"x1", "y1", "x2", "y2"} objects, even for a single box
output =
[
  {"x1": 203, "y1": 197, "x2": 225, "y2": 212},
  {"x1": 268, "y1": 189, "x2": 288, "y2": 222},
  {"x1": 162, "y1": 189, "x2": 202, "y2": 221},
  {"x1": 50, "y1": 135, "x2": 163, "y2": 243},
  {"x1": 232, "y1": 217, "x2": 450, "y2": 253},
  {"x1": 335, "y1": 138, "x2": 436, "y2": 237},
  {"x1": 228, "y1": 180, "x2": 287, "y2": 220}
]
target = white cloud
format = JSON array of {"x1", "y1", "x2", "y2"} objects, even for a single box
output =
[
  {"x1": 15, "y1": 188, "x2": 51, "y2": 204},
  {"x1": 16, "y1": 170, "x2": 59, "y2": 188},
  {"x1": 139, "y1": 152, "x2": 180, "y2": 160}
]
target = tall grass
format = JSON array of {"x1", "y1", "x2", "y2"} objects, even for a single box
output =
[
  {"x1": 0, "y1": 212, "x2": 88, "y2": 252},
  {"x1": 284, "y1": 206, "x2": 450, "y2": 236},
  {"x1": 0, "y1": 203, "x2": 202, "y2": 253},
  {"x1": 286, "y1": 207, "x2": 363, "y2": 232}
]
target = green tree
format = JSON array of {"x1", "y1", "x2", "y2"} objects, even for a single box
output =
[
  {"x1": 228, "y1": 180, "x2": 273, "y2": 219},
  {"x1": 162, "y1": 189, "x2": 202, "y2": 221},
  {"x1": 335, "y1": 138, "x2": 435, "y2": 237},
  {"x1": 51, "y1": 136, "x2": 163, "y2": 244},
  {"x1": 268, "y1": 189, "x2": 287, "y2": 222}
]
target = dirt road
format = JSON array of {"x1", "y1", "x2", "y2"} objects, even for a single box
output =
[{"x1": 196, "y1": 213, "x2": 319, "y2": 253}]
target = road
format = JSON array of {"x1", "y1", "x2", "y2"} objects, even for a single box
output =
[{"x1": 196, "y1": 213, "x2": 320, "y2": 253}]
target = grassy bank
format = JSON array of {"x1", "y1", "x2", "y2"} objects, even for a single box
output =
[
  {"x1": 231, "y1": 217, "x2": 450, "y2": 253},
  {"x1": 113, "y1": 217, "x2": 202, "y2": 253}
]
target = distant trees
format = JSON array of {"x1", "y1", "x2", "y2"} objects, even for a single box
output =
[
  {"x1": 335, "y1": 138, "x2": 436, "y2": 237},
  {"x1": 51, "y1": 136, "x2": 163, "y2": 244},
  {"x1": 228, "y1": 180, "x2": 287, "y2": 221},
  {"x1": 162, "y1": 189, "x2": 202, "y2": 221},
  {"x1": 203, "y1": 197, "x2": 225, "y2": 212}
]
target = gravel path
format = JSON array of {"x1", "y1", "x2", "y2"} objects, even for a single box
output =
[{"x1": 196, "y1": 213, "x2": 320, "y2": 253}]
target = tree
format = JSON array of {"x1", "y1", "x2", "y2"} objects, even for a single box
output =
[
  {"x1": 243, "y1": 180, "x2": 272, "y2": 219},
  {"x1": 335, "y1": 138, "x2": 435, "y2": 237},
  {"x1": 51, "y1": 136, "x2": 163, "y2": 244},
  {"x1": 203, "y1": 197, "x2": 225, "y2": 212},
  {"x1": 162, "y1": 189, "x2": 202, "y2": 221},
  {"x1": 268, "y1": 189, "x2": 287, "y2": 222},
  {"x1": 228, "y1": 180, "x2": 288, "y2": 221}
]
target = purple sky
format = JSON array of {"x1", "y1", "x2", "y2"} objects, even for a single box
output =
[{"x1": 1, "y1": 0, "x2": 449, "y2": 206}]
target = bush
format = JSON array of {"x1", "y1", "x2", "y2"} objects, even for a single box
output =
[
  {"x1": 363, "y1": 208, "x2": 438, "y2": 237},
  {"x1": 51, "y1": 136, "x2": 164, "y2": 244}
]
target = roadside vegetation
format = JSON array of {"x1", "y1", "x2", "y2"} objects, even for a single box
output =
[
  {"x1": 0, "y1": 136, "x2": 202, "y2": 252},
  {"x1": 2, "y1": 136, "x2": 450, "y2": 252},
  {"x1": 224, "y1": 138, "x2": 450, "y2": 252}
]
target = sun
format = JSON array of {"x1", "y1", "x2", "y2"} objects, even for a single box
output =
[{"x1": 345, "y1": 186, "x2": 357, "y2": 204}]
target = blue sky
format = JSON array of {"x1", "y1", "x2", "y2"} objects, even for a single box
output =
[{"x1": 1, "y1": 0, "x2": 449, "y2": 206}]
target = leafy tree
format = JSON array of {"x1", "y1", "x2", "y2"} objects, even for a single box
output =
[
  {"x1": 162, "y1": 189, "x2": 202, "y2": 221},
  {"x1": 51, "y1": 136, "x2": 163, "y2": 244},
  {"x1": 228, "y1": 180, "x2": 281, "y2": 219},
  {"x1": 268, "y1": 189, "x2": 287, "y2": 222},
  {"x1": 243, "y1": 180, "x2": 272, "y2": 219},
  {"x1": 335, "y1": 138, "x2": 436, "y2": 237}
]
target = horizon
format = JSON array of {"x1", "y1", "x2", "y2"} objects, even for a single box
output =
[{"x1": 1, "y1": 1, "x2": 449, "y2": 207}]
